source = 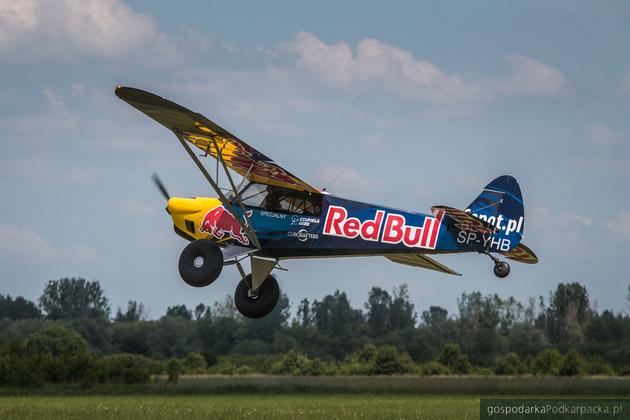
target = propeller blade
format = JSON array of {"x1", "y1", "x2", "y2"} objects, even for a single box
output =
[{"x1": 151, "y1": 173, "x2": 170, "y2": 200}]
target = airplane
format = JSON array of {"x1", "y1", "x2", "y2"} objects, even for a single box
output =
[{"x1": 115, "y1": 86, "x2": 538, "y2": 319}]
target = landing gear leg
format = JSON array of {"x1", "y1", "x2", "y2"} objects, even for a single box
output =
[{"x1": 485, "y1": 252, "x2": 511, "y2": 278}]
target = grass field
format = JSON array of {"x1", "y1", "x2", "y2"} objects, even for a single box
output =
[
  {"x1": 0, "y1": 395, "x2": 478, "y2": 419},
  {"x1": 1, "y1": 376, "x2": 628, "y2": 419}
]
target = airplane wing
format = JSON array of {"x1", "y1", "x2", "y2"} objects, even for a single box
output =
[
  {"x1": 503, "y1": 243, "x2": 538, "y2": 264},
  {"x1": 385, "y1": 254, "x2": 462, "y2": 276},
  {"x1": 115, "y1": 86, "x2": 320, "y2": 194},
  {"x1": 431, "y1": 205, "x2": 496, "y2": 235}
]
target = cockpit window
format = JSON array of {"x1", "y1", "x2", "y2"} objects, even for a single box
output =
[{"x1": 240, "y1": 183, "x2": 322, "y2": 215}]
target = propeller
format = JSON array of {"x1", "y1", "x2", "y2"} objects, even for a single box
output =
[{"x1": 151, "y1": 173, "x2": 170, "y2": 201}]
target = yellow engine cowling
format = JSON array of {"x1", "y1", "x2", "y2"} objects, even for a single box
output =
[{"x1": 167, "y1": 197, "x2": 223, "y2": 242}]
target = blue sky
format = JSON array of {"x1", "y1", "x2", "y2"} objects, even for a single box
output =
[{"x1": 1, "y1": 0, "x2": 629, "y2": 318}]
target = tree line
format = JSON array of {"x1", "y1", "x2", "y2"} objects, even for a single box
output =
[{"x1": 1, "y1": 277, "x2": 630, "y2": 386}]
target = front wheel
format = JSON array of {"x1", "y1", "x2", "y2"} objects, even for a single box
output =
[
  {"x1": 178, "y1": 240, "x2": 223, "y2": 287},
  {"x1": 234, "y1": 274, "x2": 280, "y2": 319},
  {"x1": 493, "y1": 261, "x2": 511, "y2": 278}
]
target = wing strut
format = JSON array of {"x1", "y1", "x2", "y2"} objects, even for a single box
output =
[
  {"x1": 209, "y1": 137, "x2": 258, "y2": 246},
  {"x1": 174, "y1": 130, "x2": 261, "y2": 249}
]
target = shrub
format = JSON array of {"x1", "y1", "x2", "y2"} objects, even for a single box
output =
[
  {"x1": 495, "y1": 352, "x2": 526, "y2": 375},
  {"x1": 235, "y1": 365, "x2": 253, "y2": 375},
  {"x1": 532, "y1": 349, "x2": 563, "y2": 376},
  {"x1": 371, "y1": 345, "x2": 415, "y2": 375},
  {"x1": 166, "y1": 358, "x2": 182, "y2": 383},
  {"x1": 617, "y1": 365, "x2": 630, "y2": 376},
  {"x1": 271, "y1": 350, "x2": 313, "y2": 375},
  {"x1": 587, "y1": 356, "x2": 614, "y2": 376},
  {"x1": 182, "y1": 352, "x2": 207, "y2": 373},
  {"x1": 434, "y1": 343, "x2": 472, "y2": 374},
  {"x1": 0, "y1": 349, "x2": 44, "y2": 387},
  {"x1": 559, "y1": 350, "x2": 587, "y2": 376},
  {"x1": 96, "y1": 353, "x2": 152, "y2": 384},
  {"x1": 419, "y1": 361, "x2": 451, "y2": 375},
  {"x1": 25, "y1": 325, "x2": 94, "y2": 383}
]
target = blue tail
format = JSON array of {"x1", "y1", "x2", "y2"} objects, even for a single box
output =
[{"x1": 466, "y1": 175, "x2": 524, "y2": 251}]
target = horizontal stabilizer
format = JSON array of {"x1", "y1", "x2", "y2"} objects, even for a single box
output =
[
  {"x1": 431, "y1": 205, "x2": 496, "y2": 235},
  {"x1": 503, "y1": 243, "x2": 538, "y2": 264},
  {"x1": 386, "y1": 254, "x2": 461, "y2": 276}
]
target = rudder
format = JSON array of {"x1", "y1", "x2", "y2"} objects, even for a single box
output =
[{"x1": 465, "y1": 175, "x2": 524, "y2": 251}]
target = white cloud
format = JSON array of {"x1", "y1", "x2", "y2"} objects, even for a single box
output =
[
  {"x1": 608, "y1": 212, "x2": 630, "y2": 241},
  {"x1": 495, "y1": 54, "x2": 567, "y2": 97},
  {"x1": 284, "y1": 32, "x2": 479, "y2": 103},
  {"x1": 122, "y1": 199, "x2": 154, "y2": 217},
  {"x1": 589, "y1": 123, "x2": 618, "y2": 153},
  {"x1": 563, "y1": 212, "x2": 592, "y2": 227},
  {"x1": 0, "y1": 0, "x2": 157, "y2": 57},
  {"x1": 528, "y1": 205, "x2": 551, "y2": 229},
  {"x1": 314, "y1": 166, "x2": 385, "y2": 196},
  {"x1": 282, "y1": 33, "x2": 568, "y2": 103},
  {"x1": 0, "y1": 224, "x2": 54, "y2": 260}
]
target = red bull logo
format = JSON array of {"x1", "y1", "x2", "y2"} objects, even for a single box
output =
[
  {"x1": 323, "y1": 206, "x2": 444, "y2": 250},
  {"x1": 200, "y1": 205, "x2": 253, "y2": 246}
]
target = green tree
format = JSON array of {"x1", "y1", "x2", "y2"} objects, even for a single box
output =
[
  {"x1": 149, "y1": 316, "x2": 196, "y2": 358},
  {"x1": 365, "y1": 287, "x2": 391, "y2": 336},
  {"x1": 194, "y1": 303, "x2": 207, "y2": 320},
  {"x1": 388, "y1": 285, "x2": 416, "y2": 330},
  {"x1": 0, "y1": 294, "x2": 42, "y2": 320},
  {"x1": 421, "y1": 306, "x2": 448, "y2": 329},
  {"x1": 39, "y1": 278, "x2": 110, "y2": 320},
  {"x1": 165, "y1": 305, "x2": 192, "y2": 320},
  {"x1": 312, "y1": 291, "x2": 367, "y2": 359},
  {"x1": 296, "y1": 298, "x2": 313, "y2": 327},
  {"x1": 110, "y1": 321, "x2": 152, "y2": 355},
  {"x1": 115, "y1": 301, "x2": 146, "y2": 322},
  {"x1": 545, "y1": 283, "x2": 591, "y2": 349}
]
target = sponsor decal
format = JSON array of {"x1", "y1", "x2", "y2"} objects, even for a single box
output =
[
  {"x1": 200, "y1": 205, "x2": 253, "y2": 246},
  {"x1": 322, "y1": 205, "x2": 443, "y2": 250},
  {"x1": 291, "y1": 215, "x2": 320, "y2": 227},
  {"x1": 260, "y1": 211, "x2": 287, "y2": 219},
  {"x1": 288, "y1": 229, "x2": 319, "y2": 242},
  {"x1": 464, "y1": 208, "x2": 523, "y2": 235}
]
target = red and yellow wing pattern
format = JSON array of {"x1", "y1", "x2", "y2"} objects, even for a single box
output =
[
  {"x1": 503, "y1": 243, "x2": 539, "y2": 264},
  {"x1": 115, "y1": 86, "x2": 320, "y2": 194}
]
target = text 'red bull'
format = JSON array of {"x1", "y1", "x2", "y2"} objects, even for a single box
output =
[
  {"x1": 323, "y1": 205, "x2": 444, "y2": 250},
  {"x1": 200, "y1": 205, "x2": 252, "y2": 246}
]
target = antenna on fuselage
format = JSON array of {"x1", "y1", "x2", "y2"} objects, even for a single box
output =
[{"x1": 322, "y1": 166, "x2": 348, "y2": 192}]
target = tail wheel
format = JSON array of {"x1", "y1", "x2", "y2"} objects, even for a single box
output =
[
  {"x1": 178, "y1": 240, "x2": 223, "y2": 287},
  {"x1": 493, "y1": 261, "x2": 511, "y2": 278},
  {"x1": 234, "y1": 274, "x2": 280, "y2": 319}
]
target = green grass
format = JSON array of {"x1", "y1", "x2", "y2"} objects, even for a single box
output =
[
  {"x1": 1, "y1": 376, "x2": 629, "y2": 419},
  {"x1": 0, "y1": 394, "x2": 479, "y2": 420},
  {"x1": 4, "y1": 375, "x2": 629, "y2": 396}
]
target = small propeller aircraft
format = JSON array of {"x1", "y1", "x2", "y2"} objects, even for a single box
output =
[{"x1": 116, "y1": 86, "x2": 538, "y2": 319}]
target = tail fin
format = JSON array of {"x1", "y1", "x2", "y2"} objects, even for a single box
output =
[{"x1": 466, "y1": 175, "x2": 524, "y2": 250}]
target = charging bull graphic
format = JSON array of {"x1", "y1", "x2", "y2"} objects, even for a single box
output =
[{"x1": 200, "y1": 205, "x2": 253, "y2": 246}]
